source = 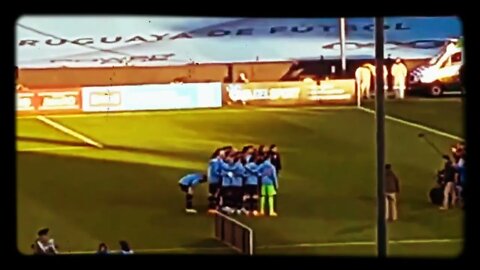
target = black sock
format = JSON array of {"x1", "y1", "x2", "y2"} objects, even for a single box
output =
[
  {"x1": 236, "y1": 192, "x2": 243, "y2": 209},
  {"x1": 186, "y1": 194, "x2": 193, "y2": 209},
  {"x1": 251, "y1": 197, "x2": 258, "y2": 211},
  {"x1": 243, "y1": 197, "x2": 250, "y2": 211},
  {"x1": 208, "y1": 195, "x2": 215, "y2": 209},
  {"x1": 224, "y1": 196, "x2": 231, "y2": 208},
  {"x1": 214, "y1": 195, "x2": 219, "y2": 208}
]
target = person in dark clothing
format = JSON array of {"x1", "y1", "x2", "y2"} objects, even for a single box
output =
[
  {"x1": 32, "y1": 228, "x2": 58, "y2": 255},
  {"x1": 319, "y1": 55, "x2": 329, "y2": 80},
  {"x1": 269, "y1": 144, "x2": 282, "y2": 176},
  {"x1": 385, "y1": 54, "x2": 395, "y2": 92},
  {"x1": 440, "y1": 155, "x2": 457, "y2": 210},
  {"x1": 96, "y1": 243, "x2": 109, "y2": 254},
  {"x1": 119, "y1": 240, "x2": 134, "y2": 254},
  {"x1": 429, "y1": 184, "x2": 444, "y2": 206},
  {"x1": 385, "y1": 164, "x2": 400, "y2": 221},
  {"x1": 459, "y1": 64, "x2": 465, "y2": 94},
  {"x1": 267, "y1": 144, "x2": 282, "y2": 213},
  {"x1": 258, "y1": 145, "x2": 268, "y2": 156}
]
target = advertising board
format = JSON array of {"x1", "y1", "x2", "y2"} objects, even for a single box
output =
[
  {"x1": 81, "y1": 83, "x2": 222, "y2": 112},
  {"x1": 223, "y1": 79, "x2": 355, "y2": 105},
  {"x1": 16, "y1": 88, "x2": 82, "y2": 114}
]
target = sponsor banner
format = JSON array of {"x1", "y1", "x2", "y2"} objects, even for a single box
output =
[
  {"x1": 16, "y1": 88, "x2": 82, "y2": 114},
  {"x1": 82, "y1": 83, "x2": 222, "y2": 112},
  {"x1": 17, "y1": 16, "x2": 461, "y2": 68},
  {"x1": 223, "y1": 82, "x2": 311, "y2": 105},
  {"x1": 307, "y1": 79, "x2": 355, "y2": 101},
  {"x1": 37, "y1": 89, "x2": 82, "y2": 111},
  {"x1": 223, "y1": 79, "x2": 355, "y2": 105},
  {"x1": 16, "y1": 92, "x2": 36, "y2": 111}
]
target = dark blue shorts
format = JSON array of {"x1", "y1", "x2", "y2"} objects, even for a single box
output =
[
  {"x1": 209, "y1": 183, "x2": 220, "y2": 195},
  {"x1": 179, "y1": 184, "x2": 189, "y2": 193}
]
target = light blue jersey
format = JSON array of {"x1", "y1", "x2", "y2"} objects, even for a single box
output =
[
  {"x1": 259, "y1": 159, "x2": 278, "y2": 187},
  {"x1": 220, "y1": 160, "x2": 244, "y2": 187},
  {"x1": 207, "y1": 158, "x2": 222, "y2": 184},
  {"x1": 231, "y1": 161, "x2": 245, "y2": 187},
  {"x1": 178, "y1": 173, "x2": 204, "y2": 187},
  {"x1": 244, "y1": 162, "x2": 260, "y2": 186},
  {"x1": 220, "y1": 160, "x2": 235, "y2": 187}
]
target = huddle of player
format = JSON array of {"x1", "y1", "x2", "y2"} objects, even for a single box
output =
[
  {"x1": 178, "y1": 144, "x2": 281, "y2": 216},
  {"x1": 208, "y1": 145, "x2": 281, "y2": 217}
]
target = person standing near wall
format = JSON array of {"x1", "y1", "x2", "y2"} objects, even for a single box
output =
[
  {"x1": 355, "y1": 65, "x2": 372, "y2": 99},
  {"x1": 385, "y1": 54, "x2": 395, "y2": 92},
  {"x1": 391, "y1": 58, "x2": 408, "y2": 99},
  {"x1": 363, "y1": 63, "x2": 388, "y2": 97},
  {"x1": 385, "y1": 164, "x2": 400, "y2": 222}
]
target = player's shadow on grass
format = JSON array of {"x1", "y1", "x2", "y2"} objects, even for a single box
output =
[
  {"x1": 17, "y1": 136, "x2": 204, "y2": 161},
  {"x1": 17, "y1": 151, "x2": 224, "y2": 254}
]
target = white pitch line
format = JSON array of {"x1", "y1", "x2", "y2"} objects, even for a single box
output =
[
  {"x1": 60, "y1": 246, "x2": 230, "y2": 255},
  {"x1": 36, "y1": 115, "x2": 104, "y2": 149},
  {"x1": 356, "y1": 106, "x2": 464, "y2": 141},
  {"x1": 18, "y1": 146, "x2": 93, "y2": 153},
  {"x1": 406, "y1": 97, "x2": 462, "y2": 102},
  {"x1": 58, "y1": 238, "x2": 462, "y2": 255},
  {"x1": 259, "y1": 238, "x2": 462, "y2": 250}
]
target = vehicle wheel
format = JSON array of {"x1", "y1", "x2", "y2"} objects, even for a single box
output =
[{"x1": 430, "y1": 84, "x2": 443, "y2": 97}]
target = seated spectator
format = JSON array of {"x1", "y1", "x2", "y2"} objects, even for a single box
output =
[
  {"x1": 96, "y1": 243, "x2": 109, "y2": 255},
  {"x1": 32, "y1": 228, "x2": 58, "y2": 255},
  {"x1": 119, "y1": 240, "x2": 134, "y2": 254}
]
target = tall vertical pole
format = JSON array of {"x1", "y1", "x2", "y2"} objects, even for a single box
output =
[
  {"x1": 375, "y1": 17, "x2": 387, "y2": 258},
  {"x1": 340, "y1": 17, "x2": 347, "y2": 75}
]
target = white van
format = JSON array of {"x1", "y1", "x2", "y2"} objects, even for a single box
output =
[{"x1": 408, "y1": 38, "x2": 464, "y2": 96}]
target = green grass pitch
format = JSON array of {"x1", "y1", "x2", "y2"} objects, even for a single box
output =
[{"x1": 17, "y1": 98, "x2": 464, "y2": 256}]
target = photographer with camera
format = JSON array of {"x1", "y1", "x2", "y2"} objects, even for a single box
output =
[
  {"x1": 439, "y1": 155, "x2": 457, "y2": 210},
  {"x1": 452, "y1": 143, "x2": 466, "y2": 208}
]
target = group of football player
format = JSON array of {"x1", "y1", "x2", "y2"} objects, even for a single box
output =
[{"x1": 178, "y1": 145, "x2": 281, "y2": 216}]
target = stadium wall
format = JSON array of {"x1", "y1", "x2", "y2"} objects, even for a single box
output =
[
  {"x1": 17, "y1": 59, "x2": 429, "y2": 88},
  {"x1": 18, "y1": 64, "x2": 230, "y2": 88}
]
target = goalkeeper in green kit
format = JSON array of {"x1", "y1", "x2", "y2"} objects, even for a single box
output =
[{"x1": 258, "y1": 155, "x2": 278, "y2": 216}]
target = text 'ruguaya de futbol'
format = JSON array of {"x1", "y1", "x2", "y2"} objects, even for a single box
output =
[{"x1": 18, "y1": 23, "x2": 411, "y2": 47}]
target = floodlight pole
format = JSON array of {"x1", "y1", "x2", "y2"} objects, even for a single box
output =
[
  {"x1": 340, "y1": 17, "x2": 347, "y2": 75},
  {"x1": 375, "y1": 17, "x2": 387, "y2": 258}
]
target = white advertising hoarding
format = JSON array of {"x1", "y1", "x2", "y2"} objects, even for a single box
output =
[{"x1": 81, "y1": 83, "x2": 222, "y2": 112}]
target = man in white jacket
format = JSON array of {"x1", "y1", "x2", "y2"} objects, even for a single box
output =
[{"x1": 391, "y1": 58, "x2": 408, "y2": 99}]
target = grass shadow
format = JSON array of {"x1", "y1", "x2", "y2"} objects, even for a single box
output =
[
  {"x1": 17, "y1": 151, "x2": 215, "y2": 253},
  {"x1": 17, "y1": 136, "x2": 205, "y2": 161}
]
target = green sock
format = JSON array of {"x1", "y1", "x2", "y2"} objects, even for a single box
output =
[
  {"x1": 260, "y1": 196, "x2": 265, "y2": 212},
  {"x1": 269, "y1": 197, "x2": 275, "y2": 213}
]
